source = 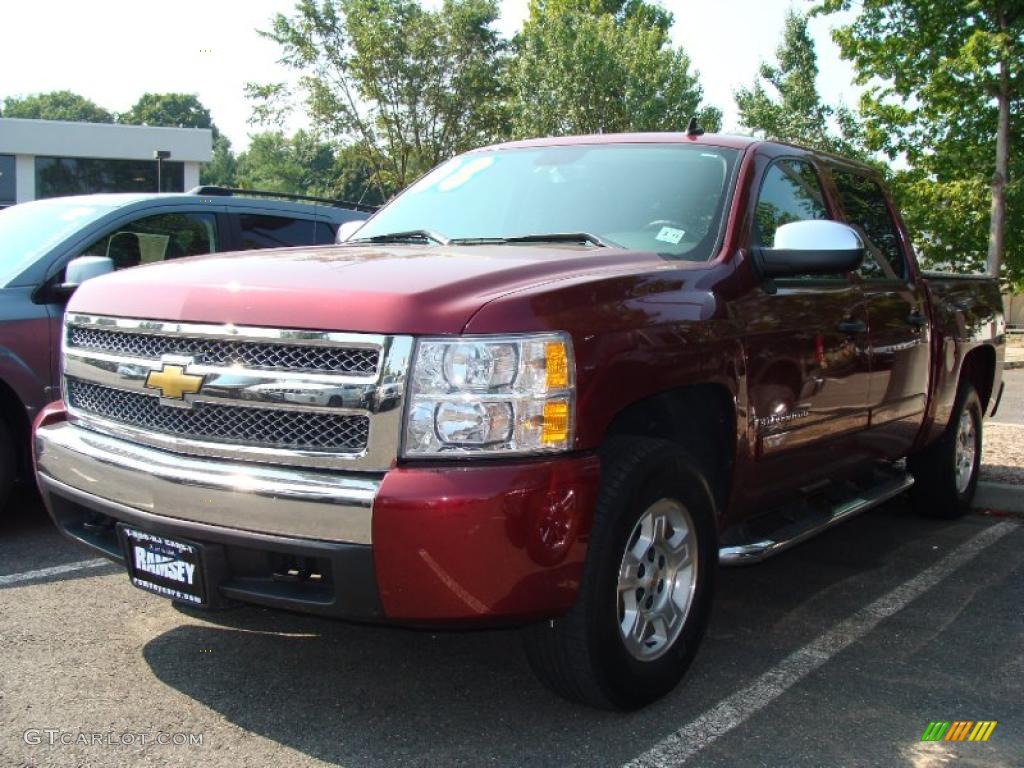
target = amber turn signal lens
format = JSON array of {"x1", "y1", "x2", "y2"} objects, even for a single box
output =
[
  {"x1": 542, "y1": 399, "x2": 570, "y2": 445},
  {"x1": 545, "y1": 342, "x2": 569, "y2": 390}
]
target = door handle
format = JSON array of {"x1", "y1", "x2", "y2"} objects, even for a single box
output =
[
  {"x1": 907, "y1": 311, "x2": 927, "y2": 327},
  {"x1": 837, "y1": 319, "x2": 868, "y2": 334}
]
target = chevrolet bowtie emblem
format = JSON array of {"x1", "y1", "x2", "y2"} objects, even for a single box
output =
[{"x1": 145, "y1": 363, "x2": 205, "y2": 401}]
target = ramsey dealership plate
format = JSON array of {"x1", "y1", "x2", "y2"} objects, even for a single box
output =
[{"x1": 119, "y1": 525, "x2": 207, "y2": 606}]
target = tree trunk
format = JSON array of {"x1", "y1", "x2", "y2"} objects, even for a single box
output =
[{"x1": 987, "y1": 17, "x2": 1010, "y2": 278}]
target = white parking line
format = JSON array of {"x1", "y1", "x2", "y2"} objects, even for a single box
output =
[
  {"x1": 0, "y1": 558, "x2": 113, "y2": 587},
  {"x1": 624, "y1": 520, "x2": 1019, "y2": 768}
]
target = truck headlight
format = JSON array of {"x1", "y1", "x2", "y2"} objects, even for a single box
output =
[{"x1": 403, "y1": 333, "x2": 575, "y2": 457}]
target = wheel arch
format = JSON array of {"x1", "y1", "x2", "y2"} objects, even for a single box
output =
[
  {"x1": 602, "y1": 383, "x2": 737, "y2": 517},
  {"x1": 0, "y1": 377, "x2": 31, "y2": 477},
  {"x1": 959, "y1": 344, "x2": 996, "y2": 411}
]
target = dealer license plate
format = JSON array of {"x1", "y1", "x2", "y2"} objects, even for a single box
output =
[{"x1": 120, "y1": 525, "x2": 207, "y2": 606}]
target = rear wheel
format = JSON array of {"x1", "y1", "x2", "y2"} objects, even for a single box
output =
[
  {"x1": 523, "y1": 437, "x2": 717, "y2": 709},
  {"x1": 908, "y1": 383, "x2": 982, "y2": 519}
]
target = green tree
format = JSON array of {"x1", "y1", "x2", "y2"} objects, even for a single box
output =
[
  {"x1": 201, "y1": 135, "x2": 237, "y2": 187},
  {"x1": 331, "y1": 142, "x2": 386, "y2": 206},
  {"x1": 507, "y1": 0, "x2": 720, "y2": 138},
  {"x1": 119, "y1": 92, "x2": 237, "y2": 187},
  {"x1": 1, "y1": 90, "x2": 114, "y2": 123},
  {"x1": 735, "y1": 10, "x2": 863, "y2": 157},
  {"x1": 248, "y1": 0, "x2": 507, "y2": 198},
  {"x1": 235, "y1": 131, "x2": 321, "y2": 194},
  {"x1": 235, "y1": 131, "x2": 383, "y2": 205},
  {"x1": 817, "y1": 0, "x2": 1023, "y2": 283},
  {"x1": 120, "y1": 93, "x2": 214, "y2": 129}
]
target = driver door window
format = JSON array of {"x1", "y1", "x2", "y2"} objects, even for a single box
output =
[
  {"x1": 752, "y1": 160, "x2": 828, "y2": 248},
  {"x1": 80, "y1": 212, "x2": 218, "y2": 270}
]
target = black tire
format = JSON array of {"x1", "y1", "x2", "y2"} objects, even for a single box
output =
[
  {"x1": 0, "y1": 418, "x2": 14, "y2": 512},
  {"x1": 523, "y1": 437, "x2": 718, "y2": 710},
  {"x1": 908, "y1": 382, "x2": 982, "y2": 519}
]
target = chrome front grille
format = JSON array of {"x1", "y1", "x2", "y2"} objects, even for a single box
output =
[
  {"x1": 66, "y1": 325, "x2": 379, "y2": 375},
  {"x1": 62, "y1": 314, "x2": 414, "y2": 471},
  {"x1": 67, "y1": 379, "x2": 370, "y2": 453}
]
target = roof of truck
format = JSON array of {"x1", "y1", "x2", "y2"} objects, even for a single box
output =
[
  {"x1": 477, "y1": 132, "x2": 760, "y2": 153},
  {"x1": 477, "y1": 132, "x2": 883, "y2": 177}
]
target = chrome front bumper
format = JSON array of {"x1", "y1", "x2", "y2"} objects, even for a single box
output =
[{"x1": 35, "y1": 421, "x2": 381, "y2": 544}]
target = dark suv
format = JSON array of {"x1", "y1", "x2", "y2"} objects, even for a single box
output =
[{"x1": 0, "y1": 187, "x2": 372, "y2": 508}]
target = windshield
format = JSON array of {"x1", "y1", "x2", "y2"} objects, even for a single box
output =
[
  {"x1": 0, "y1": 199, "x2": 118, "y2": 286},
  {"x1": 356, "y1": 144, "x2": 739, "y2": 260}
]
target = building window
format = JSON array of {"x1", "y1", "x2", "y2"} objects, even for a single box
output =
[
  {"x1": 0, "y1": 155, "x2": 15, "y2": 206},
  {"x1": 34, "y1": 156, "x2": 184, "y2": 198}
]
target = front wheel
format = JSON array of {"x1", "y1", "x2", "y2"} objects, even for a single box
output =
[
  {"x1": 908, "y1": 382, "x2": 982, "y2": 519},
  {"x1": 523, "y1": 437, "x2": 717, "y2": 709}
]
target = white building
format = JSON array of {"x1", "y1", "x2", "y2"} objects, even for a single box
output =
[
  {"x1": 0, "y1": 118, "x2": 212, "y2": 206},
  {"x1": 1005, "y1": 292, "x2": 1024, "y2": 329}
]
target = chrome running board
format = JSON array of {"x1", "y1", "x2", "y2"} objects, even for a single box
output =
[{"x1": 719, "y1": 472, "x2": 915, "y2": 566}]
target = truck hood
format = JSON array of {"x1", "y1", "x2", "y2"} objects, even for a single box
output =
[{"x1": 68, "y1": 243, "x2": 685, "y2": 334}]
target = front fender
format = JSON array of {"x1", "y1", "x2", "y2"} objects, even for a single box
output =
[
  {"x1": 461, "y1": 263, "x2": 744, "y2": 450},
  {"x1": 0, "y1": 341, "x2": 51, "y2": 421}
]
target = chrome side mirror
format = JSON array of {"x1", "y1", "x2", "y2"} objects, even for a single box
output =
[
  {"x1": 59, "y1": 256, "x2": 114, "y2": 296},
  {"x1": 336, "y1": 220, "x2": 365, "y2": 243},
  {"x1": 755, "y1": 220, "x2": 865, "y2": 278}
]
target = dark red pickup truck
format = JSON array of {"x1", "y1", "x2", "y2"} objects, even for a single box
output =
[{"x1": 33, "y1": 133, "x2": 1005, "y2": 709}]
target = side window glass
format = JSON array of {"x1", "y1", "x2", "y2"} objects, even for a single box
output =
[
  {"x1": 81, "y1": 212, "x2": 217, "y2": 270},
  {"x1": 314, "y1": 221, "x2": 337, "y2": 245},
  {"x1": 238, "y1": 214, "x2": 317, "y2": 249},
  {"x1": 831, "y1": 170, "x2": 906, "y2": 280},
  {"x1": 752, "y1": 160, "x2": 828, "y2": 248}
]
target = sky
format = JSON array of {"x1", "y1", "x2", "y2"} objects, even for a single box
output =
[{"x1": 0, "y1": 0, "x2": 861, "y2": 152}]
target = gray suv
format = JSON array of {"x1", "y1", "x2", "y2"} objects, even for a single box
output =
[{"x1": 0, "y1": 187, "x2": 372, "y2": 509}]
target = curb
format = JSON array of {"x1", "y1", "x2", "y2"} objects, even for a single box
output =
[
  {"x1": 1004, "y1": 360, "x2": 1024, "y2": 370},
  {"x1": 973, "y1": 481, "x2": 1024, "y2": 514}
]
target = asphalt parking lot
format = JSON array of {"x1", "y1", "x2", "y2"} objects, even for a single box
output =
[
  {"x1": 994, "y1": 366, "x2": 1024, "y2": 425},
  {"x1": 2, "y1": 482, "x2": 1021, "y2": 767},
  {"x1": 1, "y1": 372, "x2": 1022, "y2": 768}
]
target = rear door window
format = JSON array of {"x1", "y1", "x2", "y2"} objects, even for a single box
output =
[
  {"x1": 80, "y1": 211, "x2": 218, "y2": 270},
  {"x1": 238, "y1": 214, "x2": 318, "y2": 249},
  {"x1": 831, "y1": 170, "x2": 906, "y2": 280},
  {"x1": 315, "y1": 221, "x2": 337, "y2": 244}
]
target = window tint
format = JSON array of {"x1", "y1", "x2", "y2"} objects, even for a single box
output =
[
  {"x1": 238, "y1": 214, "x2": 317, "y2": 249},
  {"x1": 81, "y1": 212, "x2": 217, "y2": 270},
  {"x1": 831, "y1": 170, "x2": 905, "y2": 280},
  {"x1": 752, "y1": 160, "x2": 828, "y2": 247},
  {"x1": 315, "y1": 221, "x2": 337, "y2": 245}
]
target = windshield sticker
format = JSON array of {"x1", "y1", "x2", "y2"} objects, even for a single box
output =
[
  {"x1": 655, "y1": 226, "x2": 685, "y2": 245},
  {"x1": 437, "y1": 156, "x2": 495, "y2": 192}
]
